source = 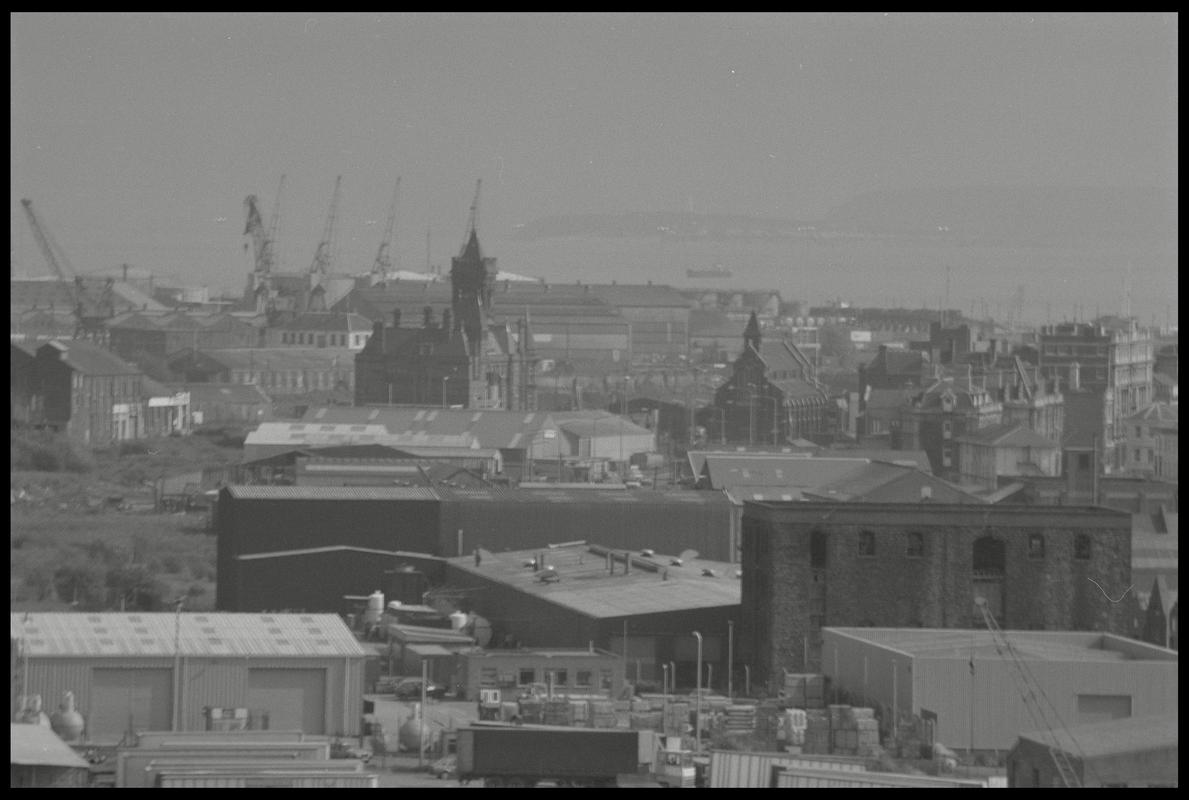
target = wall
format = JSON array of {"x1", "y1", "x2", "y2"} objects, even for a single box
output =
[
  {"x1": 1009, "y1": 735, "x2": 1178, "y2": 787},
  {"x1": 20, "y1": 655, "x2": 363, "y2": 742},
  {"x1": 740, "y1": 503, "x2": 1133, "y2": 690}
]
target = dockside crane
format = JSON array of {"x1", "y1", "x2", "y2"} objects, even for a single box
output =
[
  {"x1": 371, "y1": 176, "x2": 401, "y2": 280},
  {"x1": 975, "y1": 597, "x2": 1088, "y2": 787},
  {"x1": 309, "y1": 175, "x2": 343, "y2": 278},
  {"x1": 20, "y1": 198, "x2": 109, "y2": 341}
]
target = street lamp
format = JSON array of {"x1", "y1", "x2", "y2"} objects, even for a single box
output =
[{"x1": 692, "y1": 631, "x2": 703, "y2": 754}]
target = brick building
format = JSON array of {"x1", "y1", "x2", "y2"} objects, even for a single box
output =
[
  {"x1": 902, "y1": 376, "x2": 1003, "y2": 479},
  {"x1": 353, "y1": 225, "x2": 535, "y2": 410},
  {"x1": 739, "y1": 502, "x2": 1133, "y2": 690},
  {"x1": 711, "y1": 313, "x2": 834, "y2": 444}
]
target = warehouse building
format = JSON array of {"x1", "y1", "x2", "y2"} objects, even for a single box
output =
[
  {"x1": 215, "y1": 484, "x2": 735, "y2": 611},
  {"x1": 1007, "y1": 713, "x2": 1178, "y2": 787},
  {"x1": 10, "y1": 723, "x2": 91, "y2": 787},
  {"x1": 10, "y1": 613, "x2": 367, "y2": 742},
  {"x1": 436, "y1": 542, "x2": 740, "y2": 691},
  {"x1": 739, "y1": 502, "x2": 1134, "y2": 687},
  {"x1": 822, "y1": 627, "x2": 1178, "y2": 754}
]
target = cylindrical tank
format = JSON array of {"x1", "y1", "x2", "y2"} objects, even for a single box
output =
[
  {"x1": 50, "y1": 690, "x2": 86, "y2": 742},
  {"x1": 449, "y1": 611, "x2": 468, "y2": 631},
  {"x1": 398, "y1": 707, "x2": 435, "y2": 753},
  {"x1": 363, "y1": 590, "x2": 385, "y2": 627}
]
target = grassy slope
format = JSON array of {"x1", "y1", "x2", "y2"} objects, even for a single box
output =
[{"x1": 10, "y1": 433, "x2": 243, "y2": 613}]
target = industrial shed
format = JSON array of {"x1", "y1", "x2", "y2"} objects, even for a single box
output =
[
  {"x1": 10, "y1": 723, "x2": 90, "y2": 787},
  {"x1": 214, "y1": 486, "x2": 441, "y2": 611},
  {"x1": 1007, "y1": 713, "x2": 1178, "y2": 787},
  {"x1": 10, "y1": 613, "x2": 367, "y2": 743},
  {"x1": 229, "y1": 547, "x2": 444, "y2": 614},
  {"x1": 821, "y1": 627, "x2": 1178, "y2": 754},
  {"x1": 438, "y1": 486, "x2": 735, "y2": 562},
  {"x1": 438, "y1": 543, "x2": 741, "y2": 691}
]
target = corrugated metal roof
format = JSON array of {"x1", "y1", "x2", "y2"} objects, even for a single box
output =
[
  {"x1": 39, "y1": 339, "x2": 142, "y2": 376},
  {"x1": 10, "y1": 723, "x2": 91, "y2": 768},
  {"x1": 1016, "y1": 713, "x2": 1178, "y2": 759},
  {"x1": 10, "y1": 613, "x2": 367, "y2": 658},
  {"x1": 447, "y1": 545, "x2": 740, "y2": 618},
  {"x1": 224, "y1": 486, "x2": 440, "y2": 501}
]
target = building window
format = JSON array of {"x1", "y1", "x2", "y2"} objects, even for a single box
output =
[
  {"x1": 1028, "y1": 534, "x2": 1046, "y2": 559},
  {"x1": 552, "y1": 669, "x2": 568, "y2": 687},
  {"x1": 810, "y1": 530, "x2": 827, "y2": 569},
  {"x1": 906, "y1": 532, "x2": 925, "y2": 558},
  {"x1": 576, "y1": 670, "x2": 592, "y2": 688},
  {"x1": 1074, "y1": 535, "x2": 1092, "y2": 561},
  {"x1": 599, "y1": 669, "x2": 613, "y2": 692},
  {"x1": 518, "y1": 668, "x2": 535, "y2": 686},
  {"x1": 858, "y1": 530, "x2": 876, "y2": 557}
]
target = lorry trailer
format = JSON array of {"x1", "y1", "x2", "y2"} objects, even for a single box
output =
[{"x1": 456, "y1": 723, "x2": 693, "y2": 787}]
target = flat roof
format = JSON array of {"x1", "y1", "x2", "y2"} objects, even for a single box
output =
[
  {"x1": 446, "y1": 544, "x2": 740, "y2": 619},
  {"x1": 825, "y1": 628, "x2": 1179, "y2": 663},
  {"x1": 223, "y1": 485, "x2": 440, "y2": 501},
  {"x1": 10, "y1": 613, "x2": 367, "y2": 659},
  {"x1": 1016, "y1": 713, "x2": 1179, "y2": 759}
]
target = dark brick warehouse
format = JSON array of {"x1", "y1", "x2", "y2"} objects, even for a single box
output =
[{"x1": 739, "y1": 502, "x2": 1134, "y2": 692}]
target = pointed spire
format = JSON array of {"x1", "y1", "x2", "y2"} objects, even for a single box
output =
[{"x1": 744, "y1": 311, "x2": 761, "y2": 352}]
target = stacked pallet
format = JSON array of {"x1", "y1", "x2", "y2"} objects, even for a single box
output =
[
  {"x1": 724, "y1": 704, "x2": 757, "y2": 733},
  {"x1": 629, "y1": 711, "x2": 664, "y2": 730},
  {"x1": 782, "y1": 672, "x2": 825, "y2": 709},
  {"x1": 517, "y1": 698, "x2": 543, "y2": 724},
  {"x1": 569, "y1": 699, "x2": 589, "y2": 725},
  {"x1": 663, "y1": 702, "x2": 690, "y2": 736},
  {"x1": 499, "y1": 701, "x2": 520, "y2": 722},
  {"x1": 803, "y1": 710, "x2": 832, "y2": 754},
  {"x1": 542, "y1": 699, "x2": 574, "y2": 726},
  {"x1": 824, "y1": 705, "x2": 881, "y2": 757},
  {"x1": 589, "y1": 699, "x2": 618, "y2": 729},
  {"x1": 783, "y1": 708, "x2": 808, "y2": 748}
]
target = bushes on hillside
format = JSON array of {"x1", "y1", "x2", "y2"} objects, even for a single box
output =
[{"x1": 10, "y1": 429, "x2": 95, "y2": 473}]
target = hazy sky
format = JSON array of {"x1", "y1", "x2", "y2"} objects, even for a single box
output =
[{"x1": 10, "y1": 12, "x2": 1178, "y2": 294}]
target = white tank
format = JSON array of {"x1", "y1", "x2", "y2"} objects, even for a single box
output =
[
  {"x1": 363, "y1": 590, "x2": 385, "y2": 627},
  {"x1": 398, "y1": 708, "x2": 435, "y2": 753},
  {"x1": 50, "y1": 691, "x2": 85, "y2": 742},
  {"x1": 449, "y1": 610, "x2": 468, "y2": 631}
]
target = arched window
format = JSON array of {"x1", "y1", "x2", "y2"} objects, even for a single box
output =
[
  {"x1": 810, "y1": 530, "x2": 827, "y2": 569},
  {"x1": 973, "y1": 535, "x2": 1006, "y2": 575},
  {"x1": 1028, "y1": 533, "x2": 1046, "y2": 560},
  {"x1": 858, "y1": 530, "x2": 876, "y2": 557},
  {"x1": 906, "y1": 532, "x2": 925, "y2": 558},
  {"x1": 1074, "y1": 534, "x2": 1092, "y2": 561}
]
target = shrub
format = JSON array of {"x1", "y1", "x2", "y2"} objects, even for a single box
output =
[
  {"x1": 118, "y1": 441, "x2": 151, "y2": 457},
  {"x1": 10, "y1": 430, "x2": 95, "y2": 473}
]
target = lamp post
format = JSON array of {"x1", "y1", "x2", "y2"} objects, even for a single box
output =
[
  {"x1": 727, "y1": 619, "x2": 734, "y2": 700},
  {"x1": 692, "y1": 631, "x2": 703, "y2": 754},
  {"x1": 441, "y1": 374, "x2": 453, "y2": 408}
]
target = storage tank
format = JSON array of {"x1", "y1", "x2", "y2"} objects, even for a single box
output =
[
  {"x1": 50, "y1": 690, "x2": 85, "y2": 742},
  {"x1": 363, "y1": 590, "x2": 385, "y2": 628},
  {"x1": 449, "y1": 610, "x2": 468, "y2": 631}
]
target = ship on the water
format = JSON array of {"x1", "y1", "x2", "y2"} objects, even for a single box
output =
[{"x1": 686, "y1": 264, "x2": 733, "y2": 279}]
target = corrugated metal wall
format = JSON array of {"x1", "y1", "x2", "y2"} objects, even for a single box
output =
[
  {"x1": 822, "y1": 632, "x2": 914, "y2": 725},
  {"x1": 21, "y1": 655, "x2": 364, "y2": 743},
  {"x1": 913, "y1": 657, "x2": 1178, "y2": 751}
]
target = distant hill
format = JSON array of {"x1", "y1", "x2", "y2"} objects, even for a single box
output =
[
  {"x1": 512, "y1": 186, "x2": 1176, "y2": 245},
  {"x1": 819, "y1": 186, "x2": 1177, "y2": 244},
  {"x1": 510, "y1": 212, "x2": 815, "y2": 240}
]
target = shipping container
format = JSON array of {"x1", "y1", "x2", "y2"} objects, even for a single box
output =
[
  {"x1": 772, "y1": 766, "x2": 988, "y2": 788},
  {"x1": 457, "y1": 724, "x2": 648, "y2": 787},
  {"x1": 116, "y1": 742, "x2": 330, "y2": 788},
  {"x1": 140, "y1": 758, "x2": 363, "y2": 789},
  {"x1": 156, "y1": 770, "x2": 378, "y2": 788},
  {"x1": 708, "y1": 749, "x2": 867, "y2": 788}
]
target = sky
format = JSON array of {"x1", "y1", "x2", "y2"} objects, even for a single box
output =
[{"x1": 10, "y1": 12, "x2": 1178, "y2": 298}]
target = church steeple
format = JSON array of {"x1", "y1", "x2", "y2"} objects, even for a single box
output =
[
  {"x1": 449, "y1": 187, "x2": 497, "y2": 352},
  {"x1": 743, "y1": 311, "x2": 761, "y2": 353}
]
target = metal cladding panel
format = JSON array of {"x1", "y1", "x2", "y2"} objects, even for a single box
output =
[
  {"x1": 711, "y1": 751, "x2": 868, "y2": 787},
  {"x1": 911, "y1": 656, "x2": 1178, "y2": 752},
  {"x1": 247, "y1": 668, "x2": 327, "y2": 735},
  {"x1": 234, "y1": 549, "x2": 412, "y2": 613},
  {"x1": 90, "y1": 667, "x2": 173, "y2": 741},
  {"x1": 443, "y1": 494, "x2": 732, "y2": 561},
  {"x1": 179, "y1": 659, "x2": 248, "y2": 733}
]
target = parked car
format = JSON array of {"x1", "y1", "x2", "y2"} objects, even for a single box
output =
[{"x1": 393, "y1": 677, "x2": 448, "y2": 700}]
